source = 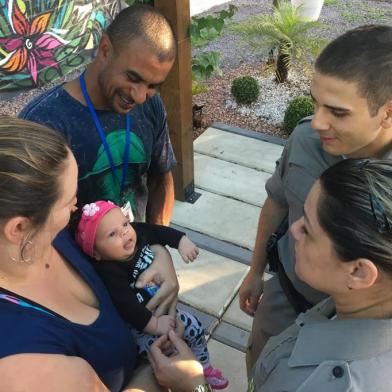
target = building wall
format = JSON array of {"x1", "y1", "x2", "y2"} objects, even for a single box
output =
[{"x1": 0, "y1": 0, "x2": 119, "y2": 91}]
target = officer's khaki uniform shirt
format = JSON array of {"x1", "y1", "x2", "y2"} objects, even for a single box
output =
[
  {"x1": 250, "y1": 298, "x2": 392, "y2": 391},
  {"x1": 265, "y1": 119, "x2": 392, "y2": 304}
]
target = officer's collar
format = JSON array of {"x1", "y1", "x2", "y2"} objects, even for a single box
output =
[{"x1": 288, "y1": 298, "x2": 392, "y2": 366}]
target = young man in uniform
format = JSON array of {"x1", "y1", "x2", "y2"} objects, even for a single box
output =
[
  {"x1": 20, "y1": 5, "x2": 176, "y2": 225},
  {"x1": 240, "y1": 24, "x2": 392, "y2": 373}
]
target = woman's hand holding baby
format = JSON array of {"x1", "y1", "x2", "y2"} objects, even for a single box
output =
[
  {"x1": 175, "y1": 316, "x2": 185, "y2": 338},
  {"x1": 138, "y1": 245, "x2": 179, "y2": 317},
  {"x1": 178, "y1": 236, "x2": 199, "y2": 263}
]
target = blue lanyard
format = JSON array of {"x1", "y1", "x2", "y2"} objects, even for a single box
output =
[{"x1": 79, "y1": 72, "x2": 131, "y2": 193}]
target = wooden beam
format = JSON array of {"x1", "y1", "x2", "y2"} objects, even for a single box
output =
[{"x1": 154, "y1": 0, "x2": 195, "y2": 202}]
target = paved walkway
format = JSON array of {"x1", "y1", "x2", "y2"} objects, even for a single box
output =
[{"x1": 169, "y1": 125, "x2": 284, "y2": 391}]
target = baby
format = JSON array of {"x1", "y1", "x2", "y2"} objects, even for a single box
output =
[{"x1": 75, "y1": 201, "x2": 228, "y2": 390}]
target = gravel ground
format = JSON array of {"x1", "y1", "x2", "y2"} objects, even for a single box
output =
[
  {"x1": 197, "y1": 0, "x2": 392, "y2": 70},
  {"x1": 193, "y1": 0, "x2": 392, "y2": 138},
  {"x1": 1, "y1": 0, "x2": 392, "y2": 138},
  {"x1": 0, "y1": 69, "x2": 82, "y2": 117}
]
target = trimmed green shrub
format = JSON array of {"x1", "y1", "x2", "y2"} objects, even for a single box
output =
[
  {"x1": 283, "y1": 96, "x2": 314, "y2": 133},
  {"x1": 231, "y1": 76, "x2": 260, "y2": 105}
]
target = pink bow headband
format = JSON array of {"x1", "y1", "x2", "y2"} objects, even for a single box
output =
[{"x1": 75, "y1": 200, "x2": 118, "y2": 257}]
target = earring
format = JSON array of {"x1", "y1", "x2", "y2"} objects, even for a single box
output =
[
  {"x1": 21, "y1": 240, "x2": 33, "y2": 263},
  {"x1": 9, "y1": 240, "x2": 33, "y2": 264}
]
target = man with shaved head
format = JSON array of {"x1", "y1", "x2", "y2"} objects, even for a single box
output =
[{"x1": 20, "y1": 5, "x2": 177, "y2": 226}]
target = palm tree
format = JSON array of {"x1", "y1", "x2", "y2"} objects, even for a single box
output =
[{"x1": 233, "y1": 0, "x2": 326, "y2": 83}]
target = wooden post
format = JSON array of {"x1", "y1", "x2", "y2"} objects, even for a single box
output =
[{"x1": 154, "y1": 0, "x2": 195, "y2": 202}]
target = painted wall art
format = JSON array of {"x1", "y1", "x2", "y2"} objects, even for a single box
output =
[{"x1": 0, "y1": 0, "x2": 118, "y2": 90}]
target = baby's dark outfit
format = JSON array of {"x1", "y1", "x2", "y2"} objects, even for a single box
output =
[{"x1": 92, "y1": 223, "x2": 209, "y2": 365}]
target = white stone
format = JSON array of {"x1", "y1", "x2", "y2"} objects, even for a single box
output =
[{"x1": 227, "y1": 71, "x2": 311, "y2": 125}]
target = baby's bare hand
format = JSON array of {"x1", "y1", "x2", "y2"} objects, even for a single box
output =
[
  {"x1": 178, "y1": 236, "x2": 199, "y2": 263},
  {"x1": 156, "y1": 315, "x2": 176, "y2": 335}
]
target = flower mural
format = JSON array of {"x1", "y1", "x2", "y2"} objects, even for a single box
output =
[
  {"x1": 0, "y1": 0, "x2": 118, "y2": 90},
  {"x1": 0, "y1": 3, "x2": 67, "y2": 84}
]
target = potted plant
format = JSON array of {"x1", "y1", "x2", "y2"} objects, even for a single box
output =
[
  {"x1": 233, "y1": 0, "x2": 326, "y2": 83},
  {"x1": 291, "y1": 0, "x2": 324, "y2": 21}
]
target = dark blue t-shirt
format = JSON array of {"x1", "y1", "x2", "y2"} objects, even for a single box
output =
[
  {"x1": 19, "y1": 83, "x2": 176, "y2": 221},
  {"x1": 0, "y1": 230, "x2": 136, "y2": 392}
]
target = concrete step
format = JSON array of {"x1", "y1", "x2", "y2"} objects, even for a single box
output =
[
  {"x1": 194, "y1": 127, "x2": 283, "y2": 174},
  {"x1": 172, "y1": 189, "x2": 260, "y2": 250},
  {"x1": 195, "y1": 153, "x2": 269, "y2": 206},
  {"x1": 207, "y1": 339, "x2": 248, "y2": 392},
  {"x1": 170, "y1": 248, "x2": 249, "y2": 318}
]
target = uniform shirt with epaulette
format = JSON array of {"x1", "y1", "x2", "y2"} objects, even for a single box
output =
[{"x1": 249, "y1": 298, "x2": 392, "y2": 392}]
